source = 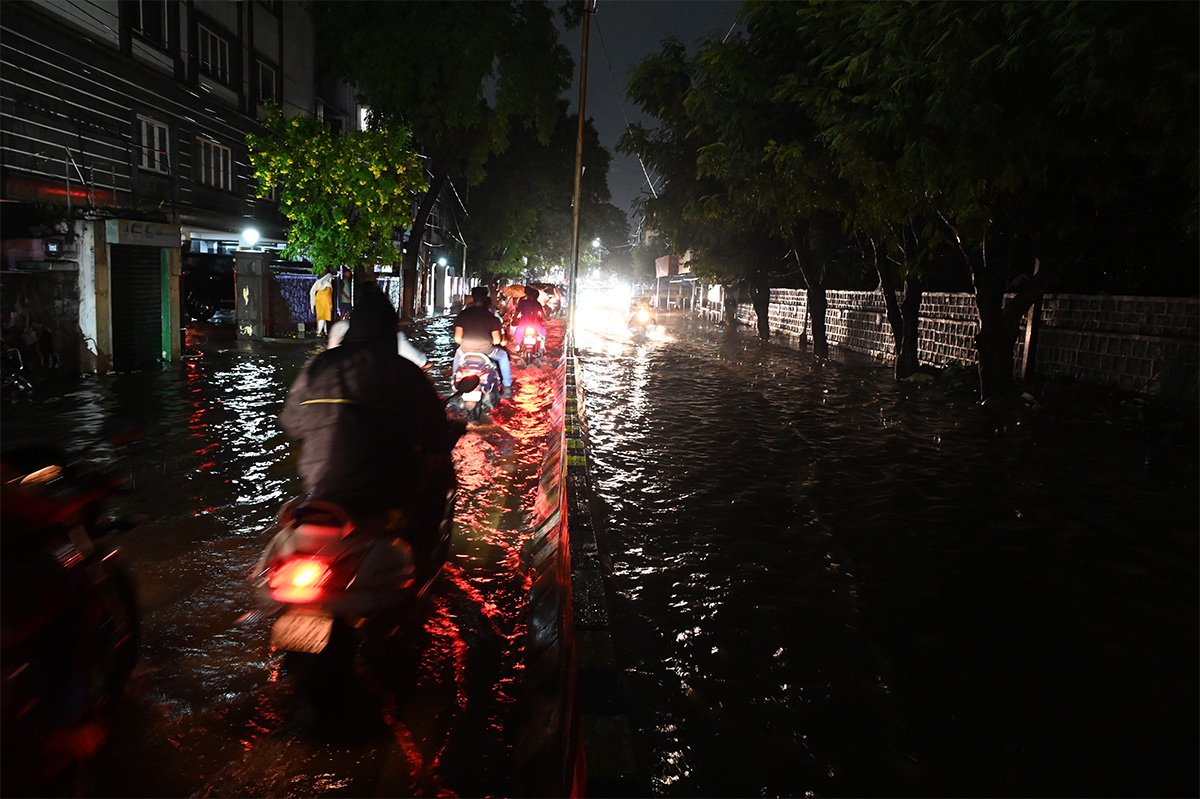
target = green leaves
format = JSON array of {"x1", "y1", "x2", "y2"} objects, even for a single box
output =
[{"x1": 246, "y1": 110, "x2": 427, "y2": 274}]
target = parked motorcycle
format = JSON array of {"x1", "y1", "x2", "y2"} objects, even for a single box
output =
[
  {"x1": 450, "y1": 351, "x2": 503, "y2": 424},
  {"x1": 1, "y1": 342, "x2": 34, "y2": 402},
  {"x1": 249, "y1": 377, "x2": 479, "y2": 681},
  {"x1": 1, "y1": 433, "x2": 142, "y2": 793}
]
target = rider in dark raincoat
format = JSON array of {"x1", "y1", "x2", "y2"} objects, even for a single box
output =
[{"x1": 280, "y1": 282, "x2": 453, "y2": 552}]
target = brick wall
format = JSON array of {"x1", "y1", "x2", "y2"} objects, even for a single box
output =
[{"x1": 733, "y1": 288, "x2": 1198, "y2": 403}]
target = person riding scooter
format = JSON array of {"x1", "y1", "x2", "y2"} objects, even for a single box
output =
[
  {"x1": 280, "y1": 282, "x2": 453, "y2": 556},
  {"x1": 512, "y1": 285, "x2": 547, "y2": 342},
  {"x1": 452, "y1": 286, "x2": 513, "y2": 398}
]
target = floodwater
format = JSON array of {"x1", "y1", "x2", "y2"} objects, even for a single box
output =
[
  {"x1": 1, "y1": 315, "x2": 565, "y2": 798},
  {"x1": 574, "y1": 303, "x2": 1198, "y2": 797}
]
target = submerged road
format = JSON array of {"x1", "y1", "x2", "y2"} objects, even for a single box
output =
[{"x1": 2, "y1": 316, "x2": 572, "y2": 798}]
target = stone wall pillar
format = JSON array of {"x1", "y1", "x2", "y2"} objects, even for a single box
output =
[{"x1": 234, "y1": 251, "x2": 268, "y2": 340}]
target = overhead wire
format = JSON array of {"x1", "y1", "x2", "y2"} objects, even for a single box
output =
[{"x1": 591, "y1": 12, "x2": 658, "y2": 201}]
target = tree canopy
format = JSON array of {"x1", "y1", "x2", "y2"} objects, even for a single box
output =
[
  {"x1": 308, "y1": 0, "x2": 574, "y2": 315},
  {"x1": 621, "y1": 0, "x2": 1198, "y2": 397},
  {"x1": 246, "y1": 110, "x2": 427, "y2": 274},
  {"x1": 463, "y1": 101, "x2": 628, "y2": 281}
]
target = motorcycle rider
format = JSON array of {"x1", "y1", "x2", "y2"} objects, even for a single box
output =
[
  {"x1": 280, "y1": 282, "x2": 453, "y2": 556},
  {"x1": 452, "y1": 286, "x2": 513, "y2": 398},
  {"x1": 512, "y1": 285, "x2": 547, "y2": 343}
]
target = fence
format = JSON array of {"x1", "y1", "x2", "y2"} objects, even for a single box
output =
[{"x1": 701, "y1": 287, "x2": 1198, "y2": 403}]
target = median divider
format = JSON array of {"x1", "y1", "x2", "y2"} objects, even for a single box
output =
[{"x1": 508, "y1": 340, "x2": 644, "y2": 797}]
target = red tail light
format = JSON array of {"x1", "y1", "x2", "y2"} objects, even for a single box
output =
[
  {"x1": 269, "y1": 556, "x2": 331, "y2": 603},
  {"x1": 523, "y1": 327, "x2": 537, "y2": 342}
]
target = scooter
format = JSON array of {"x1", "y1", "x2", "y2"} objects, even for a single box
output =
[
  {"x1": 1, "y1": 433, "x2": 142, "y2": 793},
  {"x1": 510, "y1": 318, "x2": 546, "y2": 365},
  {"x1": 249, "y1": 377, "x2": 479, "y2": 678},
  {"x1": 629, "y1": 307, "x2": 655, "y2": 343},
  {"x1": 451, "y1": 351, "x2": 503, "y2": 423}
]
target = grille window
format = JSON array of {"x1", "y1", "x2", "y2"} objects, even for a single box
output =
[
  {"x1": 138, "y1": 116, "x2": 169, "y2": 173},
  {"x1": 198, "y1": 25, "x2": 230, "y2": 83},
  {"x1": 197, "y1": 137, "x2": 232, "y2": 191}
]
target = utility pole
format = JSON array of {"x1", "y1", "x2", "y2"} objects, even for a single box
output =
[{"x1": 567, "y1": 0, "x2": 594, "y2": 344}]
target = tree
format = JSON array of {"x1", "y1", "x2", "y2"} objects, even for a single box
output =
[
  {"x1": 621, "y1": 37, "x2": 788, "y2": 340},
  {"x1": 461, "y1": 101, "x2": 628, "y2": 282},
  {"x1": 309, "y1": 1, "x2": 573, "y2": 317},
  {"x1": 246, "y1": 110, "x2": 427, "y2": 274},
  {"x1": 790, "y1": 1, "x2": 1198, "y2": 398}
]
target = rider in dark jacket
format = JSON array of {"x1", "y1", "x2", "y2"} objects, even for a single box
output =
[
  {"x1": 280, "y1": 282, "x2": 452, "y2": 548},
  {"x1": 512, "y1": 285, "x2": 547, "y2": 341}
]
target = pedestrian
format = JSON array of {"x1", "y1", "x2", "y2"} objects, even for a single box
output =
[{"x1": 309, "y1": 268, "x2": 336, "y2": 336}]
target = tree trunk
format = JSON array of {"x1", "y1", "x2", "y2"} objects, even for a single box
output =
[
  {"x1": 401, "y1": 167, "x2": 451, "y2": 320},
  {"x1": 898, "y1": 279, "x2": 923, "y2": 378},
  {"x1": 969, "y1": 247, "x2": 1057, "y2": 401},
  {"x1": 968, "y1": 242, "x2": 1015, "y2": 400},
  {"x1": 790, "y1": 228, "x2": 828, "y2": 358},
  {"x1": 874, "y1": 238, "x2": 909, "y2": 378}
]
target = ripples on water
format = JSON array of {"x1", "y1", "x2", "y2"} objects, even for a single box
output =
[
  {"x1": 577, "y1": 314, "x2": 1198, "y2": 798},
  {"x1": 2, "y1": 318, "x2": 563, "y2": 797}
]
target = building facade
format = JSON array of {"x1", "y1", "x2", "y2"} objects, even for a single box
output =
[{"x1": 1, "y1": 0, "x2": 360, "y2": 374}]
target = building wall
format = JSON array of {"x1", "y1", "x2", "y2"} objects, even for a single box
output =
[
  {"x1": 726, "y1": 288, "x2": 1199, "y2": 403},
  {"x1": 0, "y1": 0, "x2": 365, "y2": 371}
]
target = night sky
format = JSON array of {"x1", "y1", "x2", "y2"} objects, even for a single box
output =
[{"x1": 558, "y1": 0, "x2": 743, "y2": 230}]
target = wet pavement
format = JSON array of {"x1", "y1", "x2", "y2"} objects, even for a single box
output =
[
  {"x1": 573, "y1": 301, "x2": 1198, "y2": 798},
  {"x1": 2, "y1": 315, "x2": 568, "y2": 797}
]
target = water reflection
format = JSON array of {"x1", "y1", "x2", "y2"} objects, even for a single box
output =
[
  {"x1": 577, "y1": 312, "x2": 1198, "y2": 798},
  {"x1": 1, "y1": 317, "x2": 564, "y2": 797}
]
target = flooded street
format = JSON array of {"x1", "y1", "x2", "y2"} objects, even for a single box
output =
[
  {"x1": 575, "y1": 306, "x2": 1198, "y2": 797},
  {"x1": 2, "y1": 315, "x2": 566, "y2": 798}
]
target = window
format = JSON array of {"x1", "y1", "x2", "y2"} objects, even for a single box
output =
[
  {"x1": 129, "y1": 0, "x2": 168, "y2": 45},
  {"x1": 257, "y1": 62, "x2": 278, "y2": 105},
  {"x1": 198, "y1": 25, "x2": 230, "y2": 83},
  {"x1": 357, "y1": 105, "x2": 371, "y2": 132},
  {"x1": 196, "y1": 137, "x2": 232, "y2": 191},
  {"x1": 138, "y1": 116, "x2": 169, "y2": 173}
]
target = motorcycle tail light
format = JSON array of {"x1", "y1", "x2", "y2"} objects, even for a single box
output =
[
  {"x1": 523, "y1": 327, "x2": 536, "y2": 342},
  {"x1": 269, "y1": 556, "x2": 331, "y2": 603}
]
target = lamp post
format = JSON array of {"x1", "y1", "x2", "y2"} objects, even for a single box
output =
[{"x1": 567, "y1": 0, "x2": 595, "y2": 344}]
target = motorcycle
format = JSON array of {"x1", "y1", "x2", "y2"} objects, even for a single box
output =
[
  {"x1": 451, "y1": 350, "x2": 503, "y2": 424},
  {"x1": 629, "y1": 307, "x2": 655, "y2": 343},
  {"x1": 1, "y1": 342, "x2": 34, "y2": 402},
  {"x1": 249, "y1": 377, "x2": 479, "y2": 681},
  {"x1": 1, "y1": 432, "x2": 142, "y2": 793},
  {"x1": 510, "y1": 317, "x2": 546, "y2": 365}
]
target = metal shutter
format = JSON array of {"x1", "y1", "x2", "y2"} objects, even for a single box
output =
[{"x1": 110, "y1": 244, "x2": 165, "y2": 371}]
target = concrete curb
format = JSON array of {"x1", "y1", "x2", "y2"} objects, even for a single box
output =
[{"x1": 565, "y1": 349, "x2": 647, "y2": 798}]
